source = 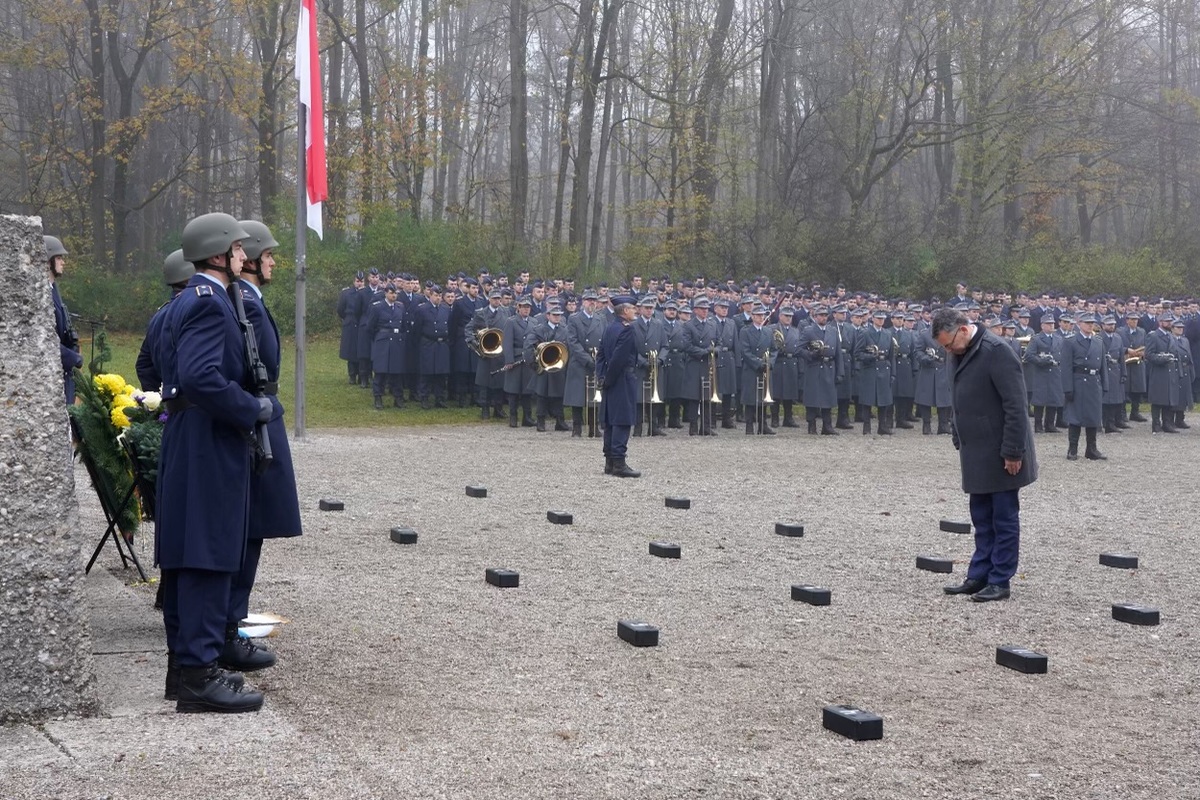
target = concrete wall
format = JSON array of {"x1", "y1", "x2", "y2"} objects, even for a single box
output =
[{"x1": 0, "y1": 215, "x2": 98, "y2": 722}]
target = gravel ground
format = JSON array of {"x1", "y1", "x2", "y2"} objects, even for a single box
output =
[{"x1": 6, "y1": 420, "x2": 1199, "y2": 799}]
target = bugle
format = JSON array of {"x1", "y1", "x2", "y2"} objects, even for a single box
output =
[
  {"x1": 535, "y1": 340, "x2": 568, "y2": 373},
  {"x1": 473, "y1": 327, "x2": 504, "y2": 357},
  {"x1": 649, "y1": 349, "x2": 662, "y2": 404},
  {"x1": 708, "y1": 350, "x2": 721, "y2": 404},
  {"x1": 761, "y1": 350, "x2": 774, "y2": 404}
]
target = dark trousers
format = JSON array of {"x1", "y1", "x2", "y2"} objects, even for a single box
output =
[
  {"x1": 163, "y1": 568, "x2": 234, "y2": 667},
  {"x1": 357, "y1": 358, "x2": 372, "y2": 385},
  {"x1": 346, "y1": 360, "x2": 358, "y2": 381},
  {"x1": 603, "y1": 423, "x2": 631, "y2": 458},
  {"x1": 228, "y1": 538, "x2": 263, "y2": 624},
  {"x1": 419, "y1": 373, "x2": 448, "y2": 401},
  {"x1": 967, "y1": 490, "x2": 1021, "y2": 588},
  {"x1": 373, "y1": 371, "x2": 404, "y2": 400}
]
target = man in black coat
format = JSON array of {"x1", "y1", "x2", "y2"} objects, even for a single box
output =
[
  {"x1": 933, "y1": 307, "x2": 1038, "y2": 603},
  {"x1": 337, "y1": 272, "x2": 364, "y2": 384}
]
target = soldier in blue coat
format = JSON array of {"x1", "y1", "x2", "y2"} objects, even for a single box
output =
[
  {"x1": 467, "y1": 289, "x2": 510, "y2": 419},
  {"x1": 1144, "y1": 315, "x2": 1181, "y2": 432},
  {"x1": 853, "y1": 310, "x2": 896, "y2": 435},
  {"x1": 450, "y1": 279, "x2": 482, "y2": 406},
  {"x1": 337, "y1": 271, "x2": 364, "y2": 384},
  {"x1": 1063, "y1": 313, "x2": 1107, "y2": 460},
  {"x1": 523, "y1": 305, "x2": 570, "y2": 430},
  {"x1": 45, "y1": 235, "x2": 83, "y2": 404},
  {"x1": 769, "y1": 307, "x2": 802, "y2": 428},
  {"x1": 797, "y1": 306, "x2": 841, "y2": 435},
  {"x1": 136, "y1": 249, "x2": 194, "y2": 392},
  {"x1": 597, "y1": 296, "x2": 640, "y2": 477},
  {"x1": 367, "y1": 284, "x2": 407, "y2": 408},
  {"x1": 631, "y1": 296, "x2": 668, "y2": 436},
  {"x1": 415, "y1": 286, "x2": 452, "y2": 408},
  {"x1": 226, "y1": 220, "x2": 303, "y2": 673},
  {"x1": 564, "y1": 292, "x2": 607, "y2": 436},
  {"x1": 355, "y1": 269, "x2": 382, "y2": 388},
  {"x1": 891, "y1": 311, "x2": 917, "y2": 428},
  {"x1": 1101, "y1": 316, "x2": 1128, "y2": 434},
  {"x1": 738, "y1": 306, "x2": 777, "y2": 435},
  {"x1": 711, "y1": 299, "x2": 739, "y2": 428},
  {"x1": 934, "y1": 307, "x2": 1037, "y2": 603},
  {"x1": 1172, "y1": 319, "x2": 1193, "y2": 429},
  {"x1": 156, "y1": 212, "x2": 268, "y2": 713}
]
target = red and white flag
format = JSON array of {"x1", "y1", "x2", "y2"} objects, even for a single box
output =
[{"x1": 296, "y1": 0, "x2": 327, "y2": 239}]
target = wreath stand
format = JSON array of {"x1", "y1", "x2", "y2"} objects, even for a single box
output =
[{"x1": 70, "y1": 417, "x2": 149, "y2": 582}]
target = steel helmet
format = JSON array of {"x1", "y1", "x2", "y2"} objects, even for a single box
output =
[
  {"x1": 181, "y1": 213, "x2": 248, "y2": 263},
  {"x1": 163, "y1": 249, "x2": 194, "y2": 286},
  {"x1": 44, "y1": 235, "x2": 67, "y2": 260},
  {"x1": 239, "y1": 220, "x2": 280, "y2": 261}
]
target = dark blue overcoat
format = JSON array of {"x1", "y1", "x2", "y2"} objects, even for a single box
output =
[
  {"x1": 415, "y1": 301, "x2": 452, "y2": 374},
  {"x1": 369, "y1": 300, "x2": 408, "y2": 374},
  {"x1": 238, "y1": 281, "x2": 303, "y2": 540},
  {"x1": 337, "y1": 286, "x2": 360, "y2": 360},
  {"x1": 136, "y1": 298, "x2": 174, "y2": 390},
  {"x1": 155, "y1": 275, "x2": 261, "y2": 571},
  {"x1": 598, "y1": 320, "x2": 637, "y2": 426}
]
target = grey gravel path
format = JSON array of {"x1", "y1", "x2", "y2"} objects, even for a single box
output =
[{"x1": 3, "y1": 421, "x2": 1197, "y2": 799}]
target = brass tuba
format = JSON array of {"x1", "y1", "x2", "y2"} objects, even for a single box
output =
[
  {"x1": 474, "y1": 327, "x2": 504, "y2": 357},
  {"x1": 535, "y1": 341, "x2": 569, "y2": 373}
]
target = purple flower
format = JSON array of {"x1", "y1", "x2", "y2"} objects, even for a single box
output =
[{"x1": 158, "y1": 413, "x2": 169, "y2": 423}]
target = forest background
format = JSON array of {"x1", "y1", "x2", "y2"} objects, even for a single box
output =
[{"x1": 1, "y1": 0, "x2": 1198, "y2": 334}]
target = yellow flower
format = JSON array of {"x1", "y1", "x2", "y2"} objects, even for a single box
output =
[
  {"x1": 110, "y1": 406, "x2": 132, "y2": 429},
  {"x1": 93, "y1": 373, "x2": 129, "y2": 399}
]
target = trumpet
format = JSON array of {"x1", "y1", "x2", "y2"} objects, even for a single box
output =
[
  {"x1": 708, "y1": 351, "x2": 721, "y2": 404},
  {"x1": 472, "y1": 327, "x2": 504, "y2": 357},
  {"x1": 1015, "y1": 335, "x2": 1032, "y2": 344},
  {"x1": 586, "y1": 347, "x2": 600, "y2": 438},
  {"x1": 535, "y1": 341, "x2": 568, "y2": 373}
]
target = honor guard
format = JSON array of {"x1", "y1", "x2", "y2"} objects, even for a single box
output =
[
  {"x1": 769, "y1": 306, "x2": 802, "y2": 428},
  {"x1": 711, "y1": 298, "x2": 739, "y2": 428},
  {"x1": 1063, "y1": 312, "x2": 1107, "y2": 460},
  {"x1": 632, "y1": 296, "x2": 668, "y2": 436},
  {"x1": 501, "y1": 297, "x2": 536, "y2": 426},
  {"x1": 597, "y1": 295, "x2": 641, "y2": 477},
  {"x1": 414, "y1": 286, "x2": 452, "y2": 408},
  {"x1": 891, "y1": 310, "x2": 917, "y2": 429},
  {"x1": 337, "y1": 271, "x2": 364, "y2": 384},
  {"x1": 564, "y1": 290, "x2": 607, "y2": 437},
  {"x1": 798, "y1": 305, "x2": 841, "y2": 435},
  {"x1": 136, "y1": 249, "x2": 195, "y2": 393},
  {"x1": 739, "y1": 304, "x2": 777, "y2": 434},
  {"x1": 368, "y1": 284, "x2": 408, "y2": 409},
  {"x1": 45, "y1": 235, "x2": 83, "y2": 404},
  {"x1": 1144, "y1": 314, "x2": 1181, "y2": 432},
  {"x1": 524, "y1": 303, "x2": 569, "y2": 431},
  {"x1": 1024, "y1": 315, "x2": 1065, "y2": 433},
  {"x1": 1120, "y1": 310, "x2": 1148, "y2": 422}
]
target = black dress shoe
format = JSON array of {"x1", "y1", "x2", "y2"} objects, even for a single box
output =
[
  {"x1": 970, "y1": 584, "x2": 1011, "y2": 602},
  {"x1": 943, "y1": 578, "x2": 987, "y2": 595}
]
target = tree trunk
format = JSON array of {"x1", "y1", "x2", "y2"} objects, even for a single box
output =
[{"x1": 509, "y1": 0, "x2": 529, "y2": 247}]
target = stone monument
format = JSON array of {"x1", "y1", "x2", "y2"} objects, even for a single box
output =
[{"x1": 0, "y1": 215, "x2": 98, "y2": 722}]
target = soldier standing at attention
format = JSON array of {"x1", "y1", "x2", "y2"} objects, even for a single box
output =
[
  {"x1": 597, "y1": 296, "x2": 640, "y2": 478},
  {"x1": 415, "y1": 286, "x2": 452, "y2": 408},
  {"x1": 368, "y1": 284, "x2": 408, "y2": 409},
  {"x1": 45, "y1": 235, "x2": 83, "y2": 404},
  {"x1": 1063, "y1": 312, "x2": 1107, "y2": 461},
  {"x1": 934, "y1": 307, "x2": 1037, "y2": 604},
  {"x1": 157, "y1": 212, "x2": 269, "y2": 712},
  {"x1": 224, "y1": 220, "x2": 302, "y2": 673},
  {"x1": 337, "y1": 271, "x2": 364, "y2": 384},
  {"x1": 136, "y1": 250, "x2": 194, "y2": 392}
]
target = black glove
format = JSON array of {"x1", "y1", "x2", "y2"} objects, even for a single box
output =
[
  {"x1": 256, "y1": 397, "x2": 274, "y2": 422},
  {"x1": 1064, "y1": 392, "x2": 1073, "y2": 404}
]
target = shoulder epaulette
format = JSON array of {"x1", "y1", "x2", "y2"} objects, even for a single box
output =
[{"x1": 195, "y1": 285, "x2": 213, "y2": 297}]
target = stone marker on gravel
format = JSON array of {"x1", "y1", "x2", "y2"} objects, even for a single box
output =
[
  {"x1": 775, "y1": 522, "x2": 805, "y2": 537},
  {"x1": 465, "y1": 485, "x2": 487, "y2": 498},
  {"x1": 822, "y1": 705, "x2": 883, "y2": 741},
  {"x1": 1112, "y1": 603, "x2": 1159, "y2": 626},
  {"x1": 665, "y1": 496, "x2": 691, "y2": 509},
  {"x1": 649, "y1": 541, "x2": 681, "y2": 559},
  {"x1": 547, "y1": 510, "x2": 573, "y2": 525},
  {"x1": 996, "y1": 646, "x2": 1048, "y2": 674},
  {"x1": 916, "y1": 555, "x2": 954, "y2": 573},
  {"x1": 319, "y1": 498, "x2": 345, "y2": 511},
  {"x1": 485, "y1": 568, "x2": 519, "y2": 588},
  {"x1": 617, "y1": 620, "x2": 659, "y2": 647},
  {"x1": 939, "y1": 519, "x2": 971, "y2": 534},
  {"x1": 1099, "y1": 553, "x2": 1138, "y2": 569},
  {"x1": 389, "y1": 527, "x2": 418, "y2": 544},
  {"x1": 791, "y1": 585, "x2": 831, "y2": 606}
]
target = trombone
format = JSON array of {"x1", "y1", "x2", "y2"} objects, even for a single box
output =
[
  {"x1": 643, "y1": 349, "x2": 661, "y2": 436},
  {"x1": 756, "y1": 348, "x2": 774, "y2": 432},
  {"x1": 585, "y1": 347, "x2": 601, "y2": 438}
]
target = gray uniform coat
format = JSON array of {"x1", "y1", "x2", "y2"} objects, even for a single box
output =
[
  {"x1": 798, "y1": 323, "x2": 841, "y2": 409},
  {"x1": 1144, "y1": 327, "x2": 1181, "y2": 407},
  {"x1": 1118, "y1": 324, "x2": 1147, "y2": 393},
  {"x1": 712, "y1": 316, "x2": 739, "y2": 395},
  {"x1": 679, "y1": 316, "x2": 718, "y2": 402},
  {"x1": 914, "y1": 330, "x2": 952, "y2": 408},
  {"x1": 949, "y1": 328, "x2": 1038, "y2": 495},
  {"x1": 524, "y1": 319, "x2": 568, "y2": 398},
  {"x1": 1102, "y1": 331, "x2": 1126, "y2": 405},
  {"x1": 892, "y1": 327, "x2": 917, "y2": 398},
  {"x1": 1023, "y1": 332, "x2": 1065, "y2": 406},
  {"x1": 632, "y1": 315, "x2": 668, "y2": 403},
  {"x1": 1064, "y1": 334, "x2": 1106, "y2": 427},
  {"x1": 501, "y1": 313, "x2": 535, "y2": 396},
  {"x1": 738, "y1": 324, "x2": 777, "y2": 403},
  {"x1": 769, "y1": 323, "x2": 801, "y2": 401},
  {"x1": 563, "y1": 311, "x2": 607, "y2": 407},
  {"x1": 853, "y1": 324, "x2": 895, "y2": 407},
  {"x1": 662, "y1": 319, "x2": 687, "y2": 400},
  {"x1": 467, "y1": 303, "x2": 510, "y2": 390}
]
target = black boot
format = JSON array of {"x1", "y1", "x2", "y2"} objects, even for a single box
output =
[
  {"x1": 745, "y1": 414, "x2": 756, "y2": 435},
  {"x1": 936, "y1": 409, "x2": 952, "y2": 435},
  {"x1": 1033, "y1": 406, "x2": 1044, "y2": 433},
  {"x1": 1067, "y1": 425, "x2": 1080, "y2": 460},
  {"x1": 604, "y1": 457, "x2": 613, "y2": 475},
  {"x1": 894, "y1": 403, "x2": 913, "y2": 429},
  {"x1": 481, "y1": 405, "x2": 491, "y2": 420},
  {"x1": 166, "y1": 652, "x2": 243, "y2": 701},
  {"x1": 374, "y1": 396, "x2": 384, "y2": 411},
  {"x1": 808, "y1": 418, "x2": 818, "y2": 435},
  {"x1": 572, "y1": 411, "x2": 583, "y2": 438},
  {"x1": 878, "y1": 407, "x2": 893, "y2": 435},
  {"x1": 494, "y1": 403, "x2": 507, "y2": 419},
  {"x1": 782, "y1": 402, "x2": 800, "y2": 427},
  {"x1": 668, "y1": 405, "x2": 682, "y2": 428},
  {"x1": 1103, "y1": 406, "x2": 1118, "y2": 434},
  {"x1": 176, "y1": 665, "x2": 263, "y2": 714},
  {"x1": 1085, "y1": 427, "x2": 1107, "y2": 460},
  {"x1": 611, "y1": 459, "x2": 641, "y2": 478},
  {"x1": 722, "y1": 405, "x2": 737, "y2": 428},
  {"x1": 536, "y1": 417, "x2": 547, "y2": 432},
  {"x1": 821, "y1": 410, "x2": 838, "y2": 435},
  {"x1": 862, "y1": 416, "x2": 872, "y2": 435},
  {"x1": 922, "y1": 416, "x2": 932, "y2": 435},
  {"x1": 1129, "y1": 399, "x2": 1146, "y2": 422},
  {"x1": 689, "y1": 418, "x2": 700, "y2": 436},
  {"x1": 219, "y1": 624, "x2": 276, "y2": 672},
  {"x1": 1043, "y1": 406, "x2": 1058, "y2": 433},
  {"x1": 770, "y1": 405, "x2": 780, "y2": 428},
  {"x1": 836, "y1": 400, "x2": 853, "y2": 429},
  {"x1": 1176, "y1": 410, "x2": 1189, "y2": 429},
  {"x1": 1160, "y1": 405, "x2": 1178, "y2": 433},
  {"x1": 633, "y1": 407, "x2": 644, "y2": 437},
  {"x1": 651, "y1": 410, "x2": 667, "y2": 436},
  {"x1": 759, "y1": 411, "x2": 776, "y2": 435}
]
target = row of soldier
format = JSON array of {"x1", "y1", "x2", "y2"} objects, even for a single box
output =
[{"x1": 338, "y1": 273, "x2": 1193, "y2": 451}]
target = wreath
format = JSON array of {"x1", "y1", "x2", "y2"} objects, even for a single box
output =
[{"x1": 67, "y1": 371, "x2": 166, "y2": 539}]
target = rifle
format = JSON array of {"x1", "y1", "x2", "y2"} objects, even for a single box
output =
[{"x1": 228, "y1": 283, "x2": 273, "y2": 474}]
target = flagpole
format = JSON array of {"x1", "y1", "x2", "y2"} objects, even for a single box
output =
[{"x1": 294, "y1": 101, "x2": 308, "y2": 441}]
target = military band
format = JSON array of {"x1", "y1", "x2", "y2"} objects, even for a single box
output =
[{"x1": 329, "y1": 274, "x2": 1199, "y2": 452}]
